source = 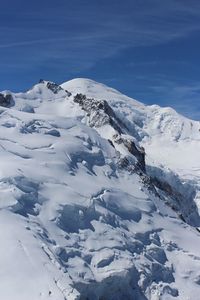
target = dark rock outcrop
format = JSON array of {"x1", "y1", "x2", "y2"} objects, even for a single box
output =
[
  {"x1": 74, "y1": 93, "x2": 127, "y2": 132},
  {"x1": 113, "y1": 134, "x2": 146, "y2": 172},
  {"x1": 39, "y1": 79, "x2": 71, "y2": 96},
  {"x1": 73, "y1": 93, "x2": 146, "y2": 173},
  {"x1": 0, "y1": 93, "x2": 14, "y2": 107}
]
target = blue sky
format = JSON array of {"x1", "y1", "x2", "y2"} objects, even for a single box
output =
[{"x1": 0, "y1": 0, "x2": 200, "y2": 120}]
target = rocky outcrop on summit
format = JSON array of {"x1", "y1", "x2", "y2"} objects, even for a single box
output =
[
  {"x1": 0, "y1": 93, "x2": 14, "y2": 107},
  {"x1": 39, "y1": 79, "x2": 71, "y2": 96}
]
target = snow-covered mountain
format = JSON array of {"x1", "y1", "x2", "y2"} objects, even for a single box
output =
[{"x1": 0, "y1": 78, "x2": 200, "y2": 300}]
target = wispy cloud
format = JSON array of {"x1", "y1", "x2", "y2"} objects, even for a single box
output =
[
  {"x1": 0, "y1": 38, "x2": 70, "y2": 49},
  {"x1": 1, "y1": 0, "x2": 200, "y2": 65},
  {"x1": 0, "y1": 0, "x2": 200, "y2": 120}
]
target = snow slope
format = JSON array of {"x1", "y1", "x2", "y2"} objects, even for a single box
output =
[
  {"x1": 0, "y1": 78, "x2": 199, "y2": 299},
  {"x1": 62, "y1": 78, "x2": 200, "y2": 224}
]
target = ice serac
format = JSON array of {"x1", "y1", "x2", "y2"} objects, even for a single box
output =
[{"x1": 0, "y1": 77, "x2": 199, "y2": 300}]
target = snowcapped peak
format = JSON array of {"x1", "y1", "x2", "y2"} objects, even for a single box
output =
[
  {"x1": 61, "y1": 78, "x2": 143, "y2": 107},
  {"x1": 61, "y1": 77, "x2": 111, "y2": 93},
  {"x1": 27, "y1": 79, "x2": 68, "y2": 96},
  {"x1": 0, "y1": 76, "x2": 200, "y2": 299}
]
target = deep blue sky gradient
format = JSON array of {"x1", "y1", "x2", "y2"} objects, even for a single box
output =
[{"x1": 0, "y1": 0, "x2": 200, "y2": 119}]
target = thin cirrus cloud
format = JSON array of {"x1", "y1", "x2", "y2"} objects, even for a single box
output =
[
  {"x1": 1, "y1": 1, "x2": 200, "y2": 60},
  {"x1": 0, "y1": 1, "x2": 200, "y2": 70},
  {"x1": 0, "y1": 38, "x2": 70, "y2": 49},
  {"x1": 0, "y1": 0, "x2": 200, "y2": 119}
]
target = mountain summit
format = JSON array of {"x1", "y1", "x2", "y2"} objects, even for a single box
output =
[{"x1": 0, "y1": 78, "x2": 200, "y2": 300}]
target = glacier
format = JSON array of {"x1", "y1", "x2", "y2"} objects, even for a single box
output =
[{"x1": 0, "y1": 78, "x2": 199, "y2": 299}]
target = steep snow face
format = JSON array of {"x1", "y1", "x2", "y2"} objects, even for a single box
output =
[
  {"x1": 61, "y1": 78, "x2": 200, "y2": 219},
  {"x1": 0, "y1": 78, "x2": 200, "y2": 300},
  {"x1": 61, "y1": 78, "x2": 199, "y2": 141}
]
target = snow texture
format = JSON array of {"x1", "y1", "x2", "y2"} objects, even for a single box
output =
[{"x1": 0, "y1": 78, "x2": 199, "y2": 299}]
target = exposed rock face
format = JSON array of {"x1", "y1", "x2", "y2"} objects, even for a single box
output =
[
  {"x1": 113, "y1": 134, "x2": 146, "y2": 172},
  {"x1": 74, "y1": 93, "x2": 127, "y2": 132},
  {"x1": 0, "y1": 93, "x2": 14, "y2": 107},
  {"x1": 149, "y1": 172, "x2": 199, "y2": 226},
  {"x1": 39, "y1": 79, "x2": 71, "y2": 96},
  {"x1": 74, "y1": 93, "x2": 146, "y2": 173}
]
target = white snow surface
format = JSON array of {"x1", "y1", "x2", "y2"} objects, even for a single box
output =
[{"x1": 0, "y1": 78, "x2": 200, "y2": 299}]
